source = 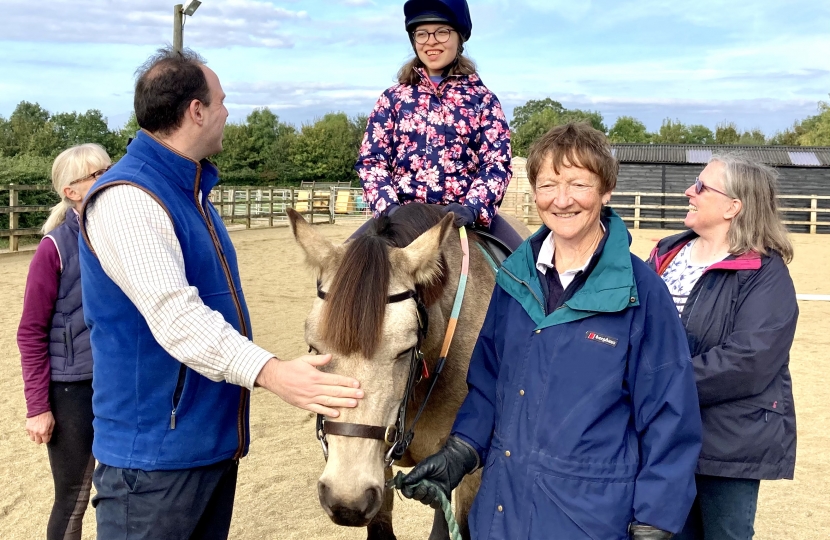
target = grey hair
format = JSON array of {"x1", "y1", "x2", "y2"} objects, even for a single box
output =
[{"x1": 710, "y1": 153, "x2": 793, "y2": 263}]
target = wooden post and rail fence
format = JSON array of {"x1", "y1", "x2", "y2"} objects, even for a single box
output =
[{"x1": 2, "y1": 184, "x2": 830, "y2": 253}]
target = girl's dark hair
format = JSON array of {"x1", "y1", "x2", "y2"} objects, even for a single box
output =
[{"x1": 134, "y1": 47, "x2": 211, "y2": 136}]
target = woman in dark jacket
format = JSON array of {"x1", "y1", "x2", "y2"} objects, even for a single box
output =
[
  {"x1": 647, "y1": 153, "x2": 798, "y2": 540},
  {"x1": 18, "y1": 143, "x2": 111, "y2": 539},
  {"x1": 398, "y1": 123, "x2": 702, "y2": 540}
]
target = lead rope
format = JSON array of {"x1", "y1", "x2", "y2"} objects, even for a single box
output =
[
  {"x1": 389, "y1": 471, "x2": 462, "y2": 540},
  {"x1": 388, "y1": 227, "x2": 470, "y2": 540}
]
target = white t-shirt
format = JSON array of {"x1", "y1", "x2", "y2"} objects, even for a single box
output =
[{"x1": 660, "y1": 239, "x2": 726, "y2": 315}]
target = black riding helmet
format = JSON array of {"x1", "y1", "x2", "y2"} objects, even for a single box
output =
[{"x1": 404, "y1": 0, "x2": 472, "y2": 42}]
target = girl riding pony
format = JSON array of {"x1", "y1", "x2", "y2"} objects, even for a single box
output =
[{"x1": 355, "y1": 0, "x2": 521, "y2": 249}]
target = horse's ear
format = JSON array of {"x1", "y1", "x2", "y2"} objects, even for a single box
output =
[
  {"x1": 288, "y1": 208, "x2": 340, "y2": 269},
  {"x1": 397, "y1": 213, "x2": 454, "y2": 285}
]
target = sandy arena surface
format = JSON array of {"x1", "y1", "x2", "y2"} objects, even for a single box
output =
[{"x1": 1, "y1": 221, "x2": 828, "y2": 539}]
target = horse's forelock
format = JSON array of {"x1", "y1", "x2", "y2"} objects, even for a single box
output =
[
  {"x1": 321, "y1": 233, "x2": 390, "y2": 358},
  {"x1": 320, "y1": 205, "x2": 450, "y2": 358}
]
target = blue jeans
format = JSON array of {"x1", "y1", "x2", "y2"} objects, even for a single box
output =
[
  {"x1": 674, "y1": 475, "x2": 760, "y2": 540},
  {"x1": 92, "y1": 459, "x2": 238, "y2": 540}
]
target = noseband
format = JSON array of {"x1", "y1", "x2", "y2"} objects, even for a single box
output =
[{"x1": 314, "y1": 227, "x2": 471, "y2": 467}]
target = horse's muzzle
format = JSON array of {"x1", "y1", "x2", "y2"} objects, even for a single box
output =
[{"x1": 318, "y1": 480, "x2": 383, "y2": 527}]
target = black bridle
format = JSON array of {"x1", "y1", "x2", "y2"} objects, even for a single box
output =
[{"x1": 314, "y1": 281, "x2": 446, "y2": 466}]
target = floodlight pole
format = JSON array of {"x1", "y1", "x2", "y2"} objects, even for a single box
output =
[{"x1": 173, "y1": 4, "x2": 184, "y2": 53}]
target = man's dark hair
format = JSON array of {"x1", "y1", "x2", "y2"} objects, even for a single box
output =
[{"x1": 134, "y1": 47, "x2": 211, "y2": 136}]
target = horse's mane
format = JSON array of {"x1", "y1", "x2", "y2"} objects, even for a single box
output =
[{"x1": 321, "y1": 204, "x2": 449, "y2": 358}]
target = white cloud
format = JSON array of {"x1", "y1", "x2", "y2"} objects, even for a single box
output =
[
  {"x1": 225, "y1": 80, "x2": 380, "y2": 112},
  {"x1": 0, "y1": 0, "x2": 307, "y2": 48},
  {"x1": 522, "y1": 0, "x2": 592, "y2": 20}
]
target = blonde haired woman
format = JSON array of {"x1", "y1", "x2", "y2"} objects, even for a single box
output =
[
  {"x1": 18, "y1": 143, "x2": 111, "y2": 540},
  {"x1": 648, "y1": 154, "x2": 798, "y2": 540}
]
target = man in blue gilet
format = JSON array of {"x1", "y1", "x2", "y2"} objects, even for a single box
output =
[{"x1": 79, "y1": 47, "x2": 364, "y2": 539}]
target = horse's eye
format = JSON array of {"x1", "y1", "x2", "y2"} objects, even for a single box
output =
[
  {"x1": 396, "y1": 348, "x2": 413, "y2": 360},
  {"x1": 308, "y1": 345, "x2": 320, "y2": 354}
]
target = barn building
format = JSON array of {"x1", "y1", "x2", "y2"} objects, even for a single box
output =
[{"x1": 502, "y1": 145, "x2": 830, "y2": 233}]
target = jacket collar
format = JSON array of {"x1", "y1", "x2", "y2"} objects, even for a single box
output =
[
  {"x1": 125, "y1": 130, "x2": 220, "y2": 197},
  {"x1": 64, "y1": 208, "x2": 80, "y2": 234},
  {"x1": 414, "y1": 67, "x2": 479, "y2": 92},
  {"x1": 652, "y1": 230, "x2": 762, "y2": 274},
  {"x1": 498, "y1": 208, "x2": 640, "y2": 328}
]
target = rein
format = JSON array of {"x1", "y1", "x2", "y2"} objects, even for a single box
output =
[{"x1": 314, "y1": 227, "x2": 471, "y2": 467}]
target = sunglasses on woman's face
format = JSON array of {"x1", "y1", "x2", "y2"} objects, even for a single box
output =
[
  {"x1": 694, "y1": 176, "x2": 730, "y2": 197},
  {"x1": 69, "y1": 165, "x2": 112, "y2": 186}
]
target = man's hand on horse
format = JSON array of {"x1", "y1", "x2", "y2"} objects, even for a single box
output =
[
  {"x1": 398, "y1": 436, "x2": 480, "y2": 508},
  {"x1": 441, "y1": 203, "x2": 477, "y2": 228},
  {"x1": 255, "y1": 354, "x2": 363, "y2": 417}
]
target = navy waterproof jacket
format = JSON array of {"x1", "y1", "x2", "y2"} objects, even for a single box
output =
[
  {"x1": 452, "y1": 209, "x2": 702, "y2": 539},
  {"x1": 648, "y1": 230, "x2": 798, "y2": 480}
]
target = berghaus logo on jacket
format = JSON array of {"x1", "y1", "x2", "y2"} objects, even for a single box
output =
[{"x1": 585, "y1": 331, "x2": 618, "y2": 347}]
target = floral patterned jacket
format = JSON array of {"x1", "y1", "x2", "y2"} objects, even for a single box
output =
[{"x1": 355, "y1": 68, "x2": 511, "y2": 227}]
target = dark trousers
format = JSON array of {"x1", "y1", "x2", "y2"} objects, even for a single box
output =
[
  {"x1": 92, "y1": 459, "x2": 238, "y2": 540},
  {"x1": 46, "y1": 380, "x2": 95, "y2": 540},
  {"x1": 674, "y1": 475, "x2": 761, "y2": 540}
]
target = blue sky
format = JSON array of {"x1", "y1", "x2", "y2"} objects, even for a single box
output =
[{"x1": 1, "y1": 0, "x2": 828, "y2": 136}]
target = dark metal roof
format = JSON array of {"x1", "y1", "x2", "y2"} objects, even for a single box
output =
[{"x1": 611, "y1": 144, "x2": 830, "y2": 167}]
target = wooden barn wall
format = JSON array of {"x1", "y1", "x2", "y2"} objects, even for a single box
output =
[{"x1": 613, "y1": 163, "x2": 830, "y2": 233}]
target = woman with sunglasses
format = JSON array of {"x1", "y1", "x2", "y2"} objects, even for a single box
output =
[
  {"x1": 647, "y1": 154, "x2": 798, "y2": 540},
  {"x1": 355, "y1": 0, "x2": 521, "y2": 249},
  {"x1": 18, "y1": 143, "x2": 111, "y2": 540}
]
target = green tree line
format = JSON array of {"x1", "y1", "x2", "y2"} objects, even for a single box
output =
[
  {"x1": 510, "y1": 96, "x2": 830, "y2": 156},
  {"x1": 0, "y1": 103, "x2": 366, "y2": 231},
  {"x1": 0, "y1": 102, "x2": 367, "y2": 188},
  {"x1": 2, "y1": 96, "x2": 829, "y2": 190}
]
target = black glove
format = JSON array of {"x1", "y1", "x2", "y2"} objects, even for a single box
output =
[
  {"x1": 442, "y1": 203, "x2": 477, "y2": 228},
  {"x1": 629, "y1": 524, "x2": 673, "y2": 540},
  {"x1": 399, "y1": 436, "x2": 479, "y2": 508}
]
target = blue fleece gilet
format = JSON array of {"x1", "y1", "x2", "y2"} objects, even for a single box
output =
[{"x1": 79, "y1": 130, "x2": 253, "y2": 470}]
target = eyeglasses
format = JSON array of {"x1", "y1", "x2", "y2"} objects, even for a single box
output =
[
  {"x1": 412, "y1": 28, "x2": 454, "y2": 44},
  {"x1": 69, "y1": 165, "x2": 112, "y2": 186},
  {"x1": 694, "y1": 176, "x2": 730, "y2": 198}
]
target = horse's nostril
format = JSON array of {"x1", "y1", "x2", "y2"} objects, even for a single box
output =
[
  {"x1": 363, "y1": 486, "x2": 382, "y2": 516},
  {"x1": 317, "y1": 480, "x2": 334, "y2": 515}
]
